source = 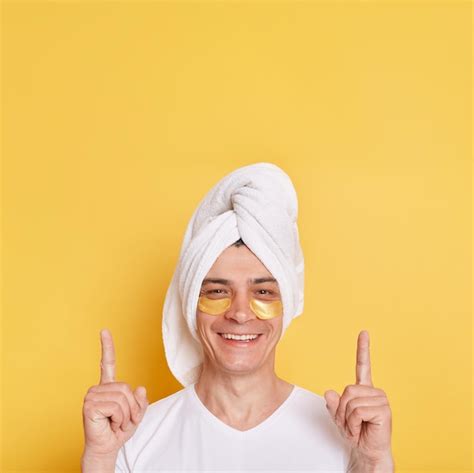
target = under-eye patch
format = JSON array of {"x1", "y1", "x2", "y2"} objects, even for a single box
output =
[
  {"x1": 197, "y1": 296, "x2": 282, "y2": 319},
  {"x1": 249, "y1": 298, "x2": 282, "y2": 320},
  {"x1": 197, "y1": 296, "x2": 231, "y2": 315}
]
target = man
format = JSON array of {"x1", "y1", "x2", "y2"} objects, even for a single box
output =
[{"x1": 81, "y1": 163, "x2": 394, "y2": 472}]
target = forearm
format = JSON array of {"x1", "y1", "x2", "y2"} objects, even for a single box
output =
[{"x1": 81, "y1": 450, "x2": 118, "y2": 473}]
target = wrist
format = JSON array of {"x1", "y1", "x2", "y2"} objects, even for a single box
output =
[
  {"x1": 364, "y1": 459, "x2": 394, "y2": 473},
  {"x1": 349, "y1": 449, "x2": 394, "y2": 473},
  {"x1": 81, "y1": 449, "x2": 117, "y2": 473}
]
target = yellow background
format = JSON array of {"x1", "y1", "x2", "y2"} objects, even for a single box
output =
[{"x1": 1, "y1": 1, "x2": 471, "y2": 472}]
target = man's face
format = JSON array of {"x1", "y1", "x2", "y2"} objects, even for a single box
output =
[{"x1": 196, "y1": 244, "x2": 283, "y2": 376}]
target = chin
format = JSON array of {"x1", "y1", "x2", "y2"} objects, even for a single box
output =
[
  {"x1": 219, "y1": 366, "x2": 260, "y2": 377},
  {"x1": 216, "y1": 358, "x2": 264, "y2": 374}
]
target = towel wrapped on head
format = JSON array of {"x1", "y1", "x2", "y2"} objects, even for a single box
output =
[{"x1": 162, "y1": 162, "x2": 305, "y2": 387}]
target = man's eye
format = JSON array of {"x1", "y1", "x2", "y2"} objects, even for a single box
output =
[
  {"x1": 257, "y1": 290, "x2": 273, "y2": 295},
  {"x1": 209, "y1": 289, "x2": 226, "y2": 294}
]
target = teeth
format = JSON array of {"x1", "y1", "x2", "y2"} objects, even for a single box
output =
[{"x1": 221, "y1": 333, "x2": 259, "y2": 341}]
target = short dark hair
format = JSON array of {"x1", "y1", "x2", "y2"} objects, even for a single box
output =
[{"x1": 232, "y1": 238, "x2": 247, "y2": 248}]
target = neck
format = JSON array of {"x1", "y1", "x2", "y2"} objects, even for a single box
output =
[{"x1": 194, "y1": 361, "x2": 293, "y2": 429}]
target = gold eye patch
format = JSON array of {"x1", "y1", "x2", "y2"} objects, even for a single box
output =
[
  {"x1": 249, "y1": 298, "x2": 283, "y2": 320},
  {"x1": 197, "y1": 296, "x2": 231, "y2": 315},
  {"x1": 197, "y1": 296, "x2": 282, "y2": 319}
]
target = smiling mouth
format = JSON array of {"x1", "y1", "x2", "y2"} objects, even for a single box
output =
[{"x1": 217, "y1": 333, "x2": 263, "y2": 344}]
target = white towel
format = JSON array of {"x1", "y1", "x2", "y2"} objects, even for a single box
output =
[{"x1": 162, "y1": 162, "x2": 305, "y2": 387}]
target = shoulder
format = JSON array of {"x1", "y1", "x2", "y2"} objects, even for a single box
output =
[
  {"x1": 294, "y1": 384, "x2": 326, "y2": 400},
  {"x1": 115, "y1": 387, "x2": 190, "y2": 468},
  {"x1": 144, "y1": 386, "x2": 188, "y2": 419},
  {"x1": 291, "y1": 384, "x2": 343, "y2": 435},
  {"x1": 291, "y1": 386, "x2": 351, "y2": 471},
  {"x1": 124, "y1": 386, "x2": 189, "y2": 447},
  {"x1": 293, "y1": 384, "x2": 329, "y2": 410}
]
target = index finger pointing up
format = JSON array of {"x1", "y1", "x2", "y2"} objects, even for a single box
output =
[
  {"x1": 100, "y1": 328, "x2": 116, "y2": 384},
  {"x1": 356, "y1": 330, "x2": 373, "y2": 386}
]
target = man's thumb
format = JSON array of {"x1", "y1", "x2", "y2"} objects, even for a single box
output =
[
  {"x1": 324, "y1": 390, "x2": 340, "y2": 420},
  {"x1": 135, "y1": 386, "x2": 148, "y2": 408}
]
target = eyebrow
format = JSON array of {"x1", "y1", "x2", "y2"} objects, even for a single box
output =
[{"x1": 201, "y1": 277, "x2": 278, "y2": 286}]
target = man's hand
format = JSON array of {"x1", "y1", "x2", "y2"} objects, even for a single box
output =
[
  {"x1": 82, "y1": 329, "x2": 149, "y2": 458},
  {"x1": 324, "y1": 331, "x2": 394, "y2": 471}
]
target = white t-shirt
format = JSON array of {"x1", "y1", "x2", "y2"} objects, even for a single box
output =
[{"x1": 115, "y1": 383, "x2": 352, "y2": 472}]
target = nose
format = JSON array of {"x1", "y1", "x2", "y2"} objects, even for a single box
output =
[{"x1": 224, "y1": 292, "x2": 257, "y2": 324}]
